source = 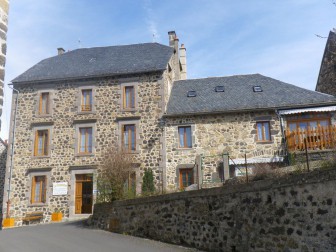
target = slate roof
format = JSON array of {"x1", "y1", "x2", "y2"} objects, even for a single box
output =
[
  {"x1": 166, "y1": 74, "x2": 336, "y2": 116},
  {"x1": 12, "y1": 43, "x2": 174, "y2": 83}
]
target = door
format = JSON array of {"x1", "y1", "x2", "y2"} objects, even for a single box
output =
[{"x1": 75, "y1": 174, "x2": 93, "y2": 214}]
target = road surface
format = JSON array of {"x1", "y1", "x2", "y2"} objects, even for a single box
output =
[{"x1": 0, "y1": 220, "x2": 201, "y2": 252}]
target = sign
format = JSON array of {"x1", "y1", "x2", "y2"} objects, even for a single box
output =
[{"x1": 53, "y1": 182, "x2": 68, "y2": 196}]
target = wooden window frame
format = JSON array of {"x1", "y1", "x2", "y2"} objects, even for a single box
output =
[
  {"x1": 256, "y1": 121, "x2": 271, "y2": 142},
  {"x1": 179, "y1": 168, "x2": 194, "y2": 189},
  {"x1": 78, "y1": 127, "x2": 93, "y2": 154},
  {"x1": 178, "y1": 126, "x2": 192, "y2": 148},
  {"x1": 31, "y1": 175, "x2": 47, "y2": 204},
  {"x1": 38, "y1": 92, "x2": 50, "y2": 115},
  {"x1": 34, "y1": 129, "x2": 49, "y2": 156},
  {"x1": 81, "y1": 89, "x2": 92, "y2": 112},
  {"x1": 123, "y1": 86, "x2": 135, "y2": 109},
  {"x1": 122, "y1": 124, "x2": 136, "y2": 151},
  {"x1": 287, "y1": 114, "x2": 331, "y2": 132}
]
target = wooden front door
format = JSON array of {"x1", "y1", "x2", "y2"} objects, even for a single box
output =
[{"x1": 75, "y1": 174, "x2": 93, "y2": 214}]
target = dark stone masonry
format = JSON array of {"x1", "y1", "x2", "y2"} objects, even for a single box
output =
[{"x1": 92, "y1": 168, "x2": 336, "y2": 252}]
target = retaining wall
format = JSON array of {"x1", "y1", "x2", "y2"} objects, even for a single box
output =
[{"x1": 92, "y1": 168, "x2": 336, "y2": 251}]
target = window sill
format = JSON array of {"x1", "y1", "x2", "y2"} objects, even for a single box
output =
[
  {"x1": 121, "y1": 108, "x2": 137, "y2": 112},
  {"x1": 36, "y1": 114, "x2": 52, "y2": 118},
  {"x1": 77, "y1": 110, "x2": 96, "y2": 115},
  {"x1": 256, "y1": 141, "x2": 273, "y2": 144},
  {"x1": 28, "y1": 203, "x2": 48, "y2": 207},
  {"x1": 75, "y1": 153, "x2": 95, "y2": 157},
  {"x1": 176, "y1": 147, "x2": 194, "y2": 151},
  {"x1": 32, "y1": 155, "x2": 50, "y2": 159}
]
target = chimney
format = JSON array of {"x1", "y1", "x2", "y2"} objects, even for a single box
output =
[
  {"x1": 168, "y1": 31, "x2": 178, "y2": 53},
  {"x1": 57, "y1": 48, "x2": 65, "y2": 55},
  {"x1": 179, "y1": 44, "x2": 187, "y2": 80}
]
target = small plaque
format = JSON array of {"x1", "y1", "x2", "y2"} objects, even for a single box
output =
[{"x1": 53, "y1": 182, "x2": 68, "y2": 196}]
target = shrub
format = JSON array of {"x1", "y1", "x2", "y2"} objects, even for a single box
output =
[{"x1": 142, "y1": 168, "x2": 155, "y2": 195}]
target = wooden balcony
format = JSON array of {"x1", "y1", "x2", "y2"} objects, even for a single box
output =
[{"x1": 285, "y1": 125, "x2": 336, "y2": 151}]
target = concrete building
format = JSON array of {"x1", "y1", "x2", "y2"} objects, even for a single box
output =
[{"x1": 3, "y1": 30, "x2": 336, "y2": 226}]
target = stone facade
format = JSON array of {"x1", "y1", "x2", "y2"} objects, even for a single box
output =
[
  {"x1": 2, "y1": 71, "x2": 179, "y2": 225},
  {"x1": 92, "y1": 168, "x2": 336, "y2": 252},
  {"x1": 0, "y1": 139, "x2": 7, "y2": 223},
  {"x1": 164, "y1": 111, "x2": 283, "y2": 190},
  {"x1": 2, "y1": 31, "x2": 185, "y2": 225},
  {"x1": 316, "y1": 29, "x2": 336, "y2": 95},
  {"x1": 0, "y1": 0, "x2": 9, "y2": 129}
]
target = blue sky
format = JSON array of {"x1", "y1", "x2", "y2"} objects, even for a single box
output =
[{"x1": 1, "y1": 0, "x2": 335, "y2": 139}]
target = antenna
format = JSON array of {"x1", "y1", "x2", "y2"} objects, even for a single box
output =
[
  {"x1": 152, "y1": 33, "x2": 156, "y2": 42},
  {"x1": 78, "y1": 39, "x2": 82, "y2": 48}
]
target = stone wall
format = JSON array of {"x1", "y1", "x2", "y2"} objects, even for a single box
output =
[
  {"x1": 164, "y1": 111, "x2": 283, "y2": 190},
  {"x1": 316, "y1": 29, "x2": 336, "y2": 95},
  {"x1": 2, "y1": 71, "x2": 170, "y2": 225},
  {"x1": 92, "y1": 168, "x2": 336, "y2": 252},
  {"x1": 0, "y1": 139, "x2": 7, "y2": 221},
  {"x1": 0, "y1": 0, "x2": 9, "y2": 128}
]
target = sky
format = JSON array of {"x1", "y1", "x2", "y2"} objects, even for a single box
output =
[{"x1": 1, "y1": 0, "x2": 335, "y2": 139}]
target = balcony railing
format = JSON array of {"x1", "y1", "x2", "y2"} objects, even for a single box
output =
[{"x1": 285, "y1": 125, "x2": 336, "y2": 151}]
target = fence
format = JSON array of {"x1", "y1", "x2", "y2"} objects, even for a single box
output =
[{"x1": 285, "y1": 125, "x2": 336, "y2": 151}]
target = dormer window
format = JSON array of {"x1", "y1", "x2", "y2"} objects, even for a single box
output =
[
  {"x1": 215, "y1": 86, "x2": 225, "y2": 92},
  {"x1": 187, "y1": 91, "x2": 196, "y2": 97},
  {"x1": 253, "y1": 86, "x2": 262, "y2": 92}
]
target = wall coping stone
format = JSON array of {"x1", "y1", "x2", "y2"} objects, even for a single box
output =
[{"x1": 98, "y1": 167, "x2": 336, "y2": 208}]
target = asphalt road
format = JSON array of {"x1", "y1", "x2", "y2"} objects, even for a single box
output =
[{"x1": 0, "y1": 220, "x2": 201, "y2": 252}]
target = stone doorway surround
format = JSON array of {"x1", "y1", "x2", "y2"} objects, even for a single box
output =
[{"x1": 69, "y1": 165, "x2": 97, "y2": 219}]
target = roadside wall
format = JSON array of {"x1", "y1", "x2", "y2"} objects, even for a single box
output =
[{"x1": 92, "y1": 168, "x2": 336, "y2": 252}]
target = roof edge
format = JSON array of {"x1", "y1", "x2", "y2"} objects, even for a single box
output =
[
  {"x1": 11, "y1": 69, "x2": 167, "y2": 85},
  {"x1": 164, "y1": 102, "x2": 336, "y2": 117}
]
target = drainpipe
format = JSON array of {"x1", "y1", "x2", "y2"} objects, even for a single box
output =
[
  {"x1": 275, "y1": 109, "x2": 287, "y2": 156},
  {"x1": 6, "y1": 85, "x2": 19, "y2": 219}
]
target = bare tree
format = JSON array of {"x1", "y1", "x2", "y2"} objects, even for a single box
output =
[{"x1": 97, "y1": 146, "x2": 134, "y2": 202}]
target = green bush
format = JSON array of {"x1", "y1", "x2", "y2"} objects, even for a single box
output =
[{"x1": 142, "y1": 168, "x2": 155, "y2": 195}]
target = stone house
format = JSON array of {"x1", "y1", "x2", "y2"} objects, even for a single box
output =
[
  {"x1": 2, "y1": 31, "x2": 185, "y2": 225},
  {"x1": 3, "y1": 30, "x2": 336, "y2": 226},
  {"x1": 164, "y1": 74, "x2": 336, "y2": 190}
]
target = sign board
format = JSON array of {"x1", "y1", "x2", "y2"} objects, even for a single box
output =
[{"x1": 53, "y1": 182, "x2": 68, "y2": 196}]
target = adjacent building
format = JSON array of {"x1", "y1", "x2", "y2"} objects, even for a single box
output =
[
  {"x1": 0, "y1": 0, "x2": 9, "y2": 129},
  {"x1": 3, "y1": 30, "x2": 336, "y2": 226},
  {"x1": 316, "y1": 28, "x2": 336, "y2": 96}
]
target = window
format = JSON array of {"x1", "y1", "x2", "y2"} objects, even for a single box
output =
[
  {"x1": 253, "y1": 86, "x2": 262, "y2": 92},
  {"x1": 187, "y1": 90, "x2": 196, "y2": 97},
  {"x1": 257, "y1": 122, "x2": 271, "y2": 142},
  {"x1": 178, "y1": 126, "x2": 192, "y2": 148},
  {"x1": 31, "y1": 176, "x2": 46, "y2": 204},
  {"x1": 287, "y1": 113, "x2": 330, "y2": 132},
  {"x1": 215, "y1": 86, "x2": 225, "y2": 92},
  {"x1": 179, "y1": 169, "x2": 193, "y2": 189},
  {"x1": 34, "y1": 130, "x2": 49, "y2": 156},
  {"x1": 79, "y1": 127, "x2": 93, "y2": 154},
  {"x1": 81, "y1": 89, "x2": 92, "y2": 111},
  {"x1": 122, "y1": 124, "x2": 136, "y2": 151},
  {"x1": 123, "y1": 86, "x2": 135, "y2": 109},
  {"x1": 39, "y1": 92, "x2": 50, "y2": 114},
  {"x1": 124, "y1": 172, "x2": 136, "y2": 196}
]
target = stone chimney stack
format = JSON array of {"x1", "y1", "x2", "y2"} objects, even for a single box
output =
[
  {"x1": 57, "y1": 48, "x2": 65, "y2": 55},
  {"x1": 179, "y1": 44, "x2": 187, "y2": 80},
  {"x1": 168, "y1": 31, "x2": 181, "y2": 80}
]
